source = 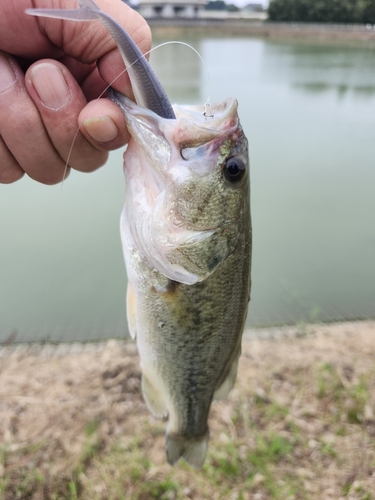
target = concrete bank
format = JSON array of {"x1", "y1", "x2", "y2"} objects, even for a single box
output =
[
  {"x1": 1, "y1": 320, "x2": 373, "y2": 358},
  {"x1": 149, "y1": 19, "x2": 375, "y2": 42}
]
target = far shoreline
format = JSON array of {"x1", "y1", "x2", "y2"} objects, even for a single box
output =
[{"x1": 149, "y1": 18, "x2": 375, "y2": 43}]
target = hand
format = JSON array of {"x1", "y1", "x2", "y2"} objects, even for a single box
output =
[{"x1": 0, "y1": 0, "x2": 151, "y2": 184}]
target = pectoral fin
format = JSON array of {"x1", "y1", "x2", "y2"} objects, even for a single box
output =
[
  {"x1": 126, "y1": 283, "x2": 137, "y2": 339},
  {"x1": 164, "y1": 231, "x2": 230, "y2": 284}
]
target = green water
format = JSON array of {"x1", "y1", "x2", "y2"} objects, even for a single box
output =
[{"x1": 0, "y1": 36, "x2": 374, "y2": 343}]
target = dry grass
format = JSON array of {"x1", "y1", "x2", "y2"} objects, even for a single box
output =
[{"x1": 1, "y1": 321, "x2": 375, "y2": 499}]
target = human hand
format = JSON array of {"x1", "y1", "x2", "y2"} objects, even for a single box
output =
[{"x1": 0, "y1": 0, "x2": 151, "y2": 184}]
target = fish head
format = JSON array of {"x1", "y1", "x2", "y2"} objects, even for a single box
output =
[{"x1": 118, "y1": 95, "x2": 250, "y2": 285}]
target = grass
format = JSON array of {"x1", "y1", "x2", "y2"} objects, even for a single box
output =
[{"x1": 1, "y1": 322, "x2": 375, "y2": 499}]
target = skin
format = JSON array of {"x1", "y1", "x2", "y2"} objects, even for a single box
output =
[{"x1": 0, "y1": 0, "x2": 151, "y2": 185}]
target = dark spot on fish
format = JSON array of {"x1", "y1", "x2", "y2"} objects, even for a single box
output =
[{"x1": 165, "y1": 280, "x2": 179, "y2": 293}]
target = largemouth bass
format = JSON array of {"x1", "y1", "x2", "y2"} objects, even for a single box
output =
[{"x1": 27, "y1": 0, "x2": 252, "y2": 468}]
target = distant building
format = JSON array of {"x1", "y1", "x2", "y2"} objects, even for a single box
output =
[
  {"x1": 138, "y1": 0, "x2": 207, "y2": 18},
  {"x1": 242, "y1": 2, "x2": 264, "y2": 12}
]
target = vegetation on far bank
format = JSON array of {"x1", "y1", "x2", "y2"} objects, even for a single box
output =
[
  {"x1": 205, "y1": 0, "x2": 242, "y2": 12},
  {"x1": 268, "y1": 0, "x2": 375, "y2": 24}
]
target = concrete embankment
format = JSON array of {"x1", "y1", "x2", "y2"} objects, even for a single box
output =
[{"x1": 149, "y1": 19, "x2": 375, "y2": 42}]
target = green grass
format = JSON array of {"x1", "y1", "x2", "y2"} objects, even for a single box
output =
[
  {"x1": 316, "y1": 363, "x2": 372, "y2": 428},
  {"x1": 316, "y1": 362, "x2": 344, "y2": 399},
  {"x1": 201, "y1": 430, "x2": 300, "y2": 499},
  {"x1": 246, "y1": 434, "x2": 296, "y2": 498},
  {"x1": 2, "y1": 330, "x2": 375, "y2": 499}
]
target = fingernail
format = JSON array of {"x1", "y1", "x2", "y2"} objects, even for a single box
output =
[
  {"x1": 30, "y1": 63, "x2": 71, "y2": 110},
  {"x1": 0, "y1": 54, "x2": 17, "y2": 92},
  {"x1": 82, "y1": 116, "x2": 119, "y2": 143}
]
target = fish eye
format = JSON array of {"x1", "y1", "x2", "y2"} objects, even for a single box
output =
[{"x1": 223, "y1": 157, "x2": 246, "y2": 183}]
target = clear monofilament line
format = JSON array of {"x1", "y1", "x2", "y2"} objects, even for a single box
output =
[
  {"x1": 102, "y1": 40, "x2": 212, "y2": 108},
  {"x1": 44, "y1": 39, "x2": 211, "y2": 351},
  {"x1": 150, "y1": 41, "x2": 212, "y2": 105}
]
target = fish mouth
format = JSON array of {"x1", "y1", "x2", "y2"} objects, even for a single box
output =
[{"x1": 109, "y1": 90, "x2": 240, "y2": 179}]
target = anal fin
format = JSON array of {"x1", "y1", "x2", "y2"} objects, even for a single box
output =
[{"x1": 142, "y1": 373, "x2": 167, "y2": 418}]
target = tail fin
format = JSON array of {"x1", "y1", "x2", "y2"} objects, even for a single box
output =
[
  {"x1": 166, "y1": 431, "x2": 209, "y2": 469},
  {"x1": 25, "y1": 0, "x2": 100, "y2": 22}
]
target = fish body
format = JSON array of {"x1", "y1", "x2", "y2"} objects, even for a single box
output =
[
  {"x1": 26, "y1": 0, "x2": 252, "y2": 468},
  {"x1": 112, "y1": 93, "x2": 251, "y2": 468}
]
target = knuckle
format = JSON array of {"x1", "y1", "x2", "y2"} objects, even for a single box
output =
[
  {"x1": 129, "y1": 12, "x2": 152, "y2": 54},
  {"x1": 34, "y1": 167, "x2": 70, "y2": 186},
  {"x1": 3, "y1": 100, "x2": 40, "y2": 139},
  {"x1": 138, "y1": 22, "x2": 152, "y2": 54},
  {"x1": 0, "y1": 167, "x2": 24, "y2": 184},
  {"x1": 16, "y1": 104, "x2": 41, "y2": 131},
  {"x1": 0, "y1": 141, "x2": 24, "y2": 183}
]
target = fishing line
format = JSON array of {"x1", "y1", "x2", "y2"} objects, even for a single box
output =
[
  {"x1": 91, "y1": 40, "x2": 212, "y2": 109},
  {"x1": 43, "y1": 38, "x2": 211, "y2": 362},
  {"x1": 39, "y1": 128, "x2": 80, "y2": 382},
  {"x1": 148, "y1": 40, "x2": 212, "y2": 106}
]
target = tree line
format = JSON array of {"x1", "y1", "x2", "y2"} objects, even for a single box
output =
[
  {"x1": 205, "y1": 1, "x2": 239, "y2": 11},
  {"x1": 268, "y1": 0, "x2": 375, "y2": 24}
]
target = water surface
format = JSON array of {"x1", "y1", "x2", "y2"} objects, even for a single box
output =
[{"x1": 1, "y1": 36, "x2": 374, "y2": 342}]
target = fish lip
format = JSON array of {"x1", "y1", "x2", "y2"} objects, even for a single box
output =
[
  {"x1": 109, "y1": 89, "x2": 239, "y2": 133},
  {"x1": 176, "y1": 97, "x2": 239, "y2": 127}
]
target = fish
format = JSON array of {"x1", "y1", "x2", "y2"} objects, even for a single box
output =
[{"x1": 27, "y1": 0, "x2": 252, "y2": 468}]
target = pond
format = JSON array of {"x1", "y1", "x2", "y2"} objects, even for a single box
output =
[{"x1": 1, "y1": 34, "x2": 374, "y2": 343}]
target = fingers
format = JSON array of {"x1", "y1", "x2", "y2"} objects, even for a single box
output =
[
  {"x1": 0, "y1": 52, "x2": 128, "y2": 185},
  {"x1": 25, "y1": 59, "x2": 120, "y2": 173},
  {"x1": 79, "y1": 98, "x2": 129, "y2": 149},
  {"x1": 0, "y1": 52, "x2": 71, "y2": 184},
  {"x1": 0, "y1": 0, "x2": 151, "y2": 185},
  {"x1": 0, "y1": 137, "x2": 24, "y2": 184}
]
